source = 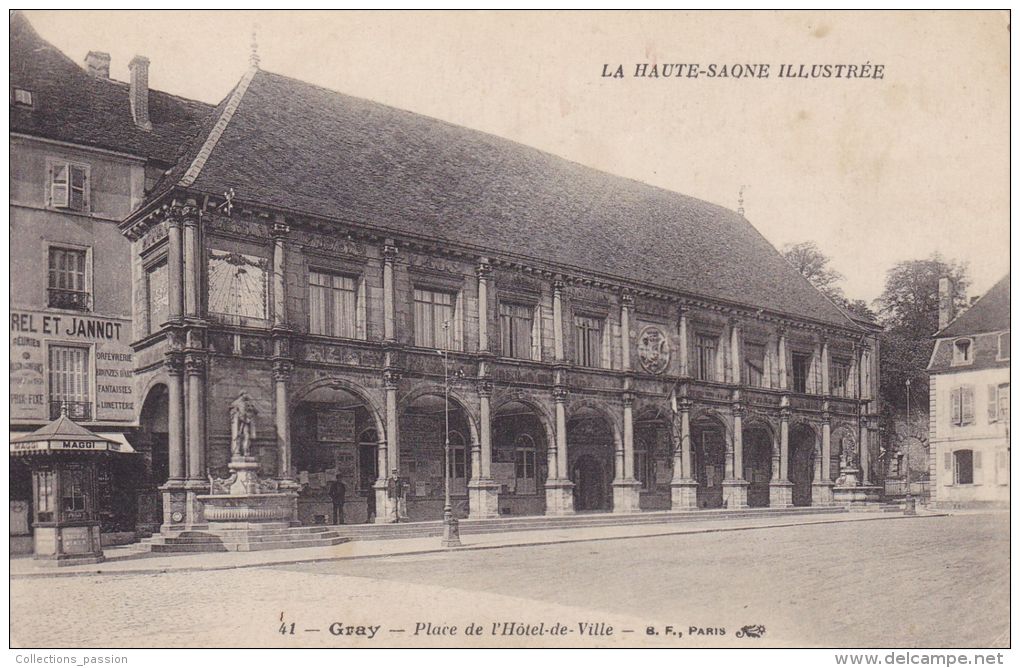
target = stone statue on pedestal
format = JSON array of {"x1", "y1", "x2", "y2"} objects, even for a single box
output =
[{"x1": 229, "y1": 392, "x2": 258, "y2": 459}]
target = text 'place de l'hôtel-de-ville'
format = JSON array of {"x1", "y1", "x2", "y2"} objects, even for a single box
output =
[{"x1": 9, "y1": 12, "x2": 883, "y2": 549}]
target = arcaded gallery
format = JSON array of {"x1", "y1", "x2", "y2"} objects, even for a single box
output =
[{"x1": 120, "y1": 66, "x2": 882, "y2": 533}]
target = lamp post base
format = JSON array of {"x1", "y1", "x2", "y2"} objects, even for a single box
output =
[{"x1": 441, "y1": 506, "x2": 461, "y2": 548}]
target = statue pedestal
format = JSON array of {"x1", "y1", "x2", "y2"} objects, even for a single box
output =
[
  {"x1": 228, "y1": 457, "x2": 261, "y2": 496},
  {"x1": 832, "y1": 466, "x2": 882, "y2": 506},
  {"x1": 198, "y1": 456, "x2": 298, "y2": 528}
]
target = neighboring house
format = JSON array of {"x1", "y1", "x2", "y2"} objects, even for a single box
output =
[
  {"x1": 928, "y1": 274, "x2": 1010, "y2": 508},
  {"x1": 118, "y1": 63, "x2": 882, "y2": 533},
  {"x1": 9, "y1": 12, "x2": 210, "y2": 552}
]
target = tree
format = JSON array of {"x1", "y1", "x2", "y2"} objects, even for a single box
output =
[{"x1": 781, "y1": 241, "x2": 846, "y2": 303}]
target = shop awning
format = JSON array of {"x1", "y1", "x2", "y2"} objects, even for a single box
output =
[{"x1": 9, "y1": 415, "x2": 136, "y2": 456}]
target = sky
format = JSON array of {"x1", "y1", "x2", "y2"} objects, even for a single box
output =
[{"x1": 23, "y1": 10, "x2": 1010, "y2": 304}]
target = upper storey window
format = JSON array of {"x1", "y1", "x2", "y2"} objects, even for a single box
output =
[
  {"x1": 952, "y1": 338, "x2": 973, "y2": 366},
  {"x1": 47, "y1": 246, "x2": 91, "y2": 311},
  {"x1": 830, "y1": 357, "x2": 853, "y2": 398},
  {"x1": 48, "y1": 161, "x2": 90, "y2": 212},
  {"x1": 694, "y1": 334, "x2": 718, "y2": 382},
  {"x1": 500, "y1": 302, "x2": 540, "y2": 361},
  {"x1": 744, "y1": 342, "x2": 766, "y2": 388},
  {"x1": 309, "y1": 271, "x2": 360, "y2": 339},
  {"x1": 574, "y1": 315, "x2": 604, "y2": 368},
  {"x1": 791, "y1": 352, "x2": 812, "y2": 394},
  {"x1": 414, "y1": 287, "x2": 458, "y2": 350},
  {"x1": 998, "y1": 332, "x2": 1010, "y2": 361},
  {"x1": 12, "y1": 87, "x2": 33, "y2": 106}
]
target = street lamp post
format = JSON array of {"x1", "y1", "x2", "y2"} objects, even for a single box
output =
[
  {"x1": 904, "y1": 378, "x2": 916, "y2": 515},
  {"x1": 441, "y1": 320, "x2": 462, "y2": 548}
]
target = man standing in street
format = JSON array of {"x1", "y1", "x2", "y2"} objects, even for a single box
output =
[{"x1": 328, "y1": 478, "x2": 346, "y2": 525}]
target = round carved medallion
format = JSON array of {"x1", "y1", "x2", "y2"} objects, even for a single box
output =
[
  {"x1": 171, "y1": 511, "x2": 184, "y2": 523},
  {"x1": 637, "y1": 325, "x2": 671, "y2": 374}
]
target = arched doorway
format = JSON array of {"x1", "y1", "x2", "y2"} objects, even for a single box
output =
[
  {"x1": 567, "y1": 406, "x2": 615, "y2": 512},
  {"x1": 790, "y1": 423, "x2": 817, "y2": 506},
  {"x1": 136, "y1": 384, "x2": 170, "y2": 534},
  {"x1": 743, "y1": 424, "x2": 773, "y2": 508},
  {"x1": 692, "y1": 414, "x2": 727, "y2": 509},
  {"x1": 634, "y1": 411, "x2": 672, "y2": 510},
  {"x1": 292, "y1": 384, "x2": 383, "y2": 525},
  {"x1": 492, "y1": 400, "x2": 550, "y2": 516},
  {"x1": 399, "y1": 393, "x2": 475, "y2": 521}
]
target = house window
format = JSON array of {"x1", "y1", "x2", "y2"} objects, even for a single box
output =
[
  {"x1": 950, "y1": 385, "x2": 975, "y2": 426},
  {"x1": 49, "y1": 161, "x2": 89, "y2": 212},
  {"x1": 694, "y1": 334, "x2": 718, "y2": 381},
  {"x1": 792, "y1": 352, "x2": 812, "y2": 394},
  {"x1": 62, "y1": 469, "x2": 87, "y2": 513},
  {"x1": 514, "y1": 434, "x2": 537, "y2": 495},
  {"x1": 998, "y1": 332, "x2": 1010, "y2": 360},
  {"x1": 500, "y1": 302, "x2": 535, "y2": 360},
  {"x1": 309, "y1": 271, "x2": 359, "y2": 339},
  {"x1": 744, "y1": 342, "x2": 766, "y2": 388},
  {"x1": 954, "y1": 450, "x2": 974, "y2": 485},
  {"x1": 35, "y1": 470, "x2": 55, "y2": 522},
  {"x1": 48, "y1": 345, "x2": 91, "y2": 421},
  {"x1": 988, "y1": 383, "x2": 1010, "y2": 424},
  {"x1": 574, "y1": 315, "x2": 603, "y2": 368},
  {"x1": 830, "y1": 357, "x2": 852, "y2": 398},
  {"x1": 48, "y1": 246, "x2": 91, "y2": 311},
  {"x1": 145, "y1": 260, "x2": 168, "y2": 334},
  {"x1": 414, "y1": 288, "x2": 457, "y2": 349},
  {"x1": 12, "y1": 87, "x2": 33, "y2": 106},
  {"x1": 952, "y1": 338, "x2": 973, "y2": 365}
]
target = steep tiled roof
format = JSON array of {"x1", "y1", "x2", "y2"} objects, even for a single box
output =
[
  {"x1": 937, "y1": 274, "x2": 1010, "y2": 338},
  {"x1": 10, "y1": 12, "x2": 211, "y2": 164},
  {"x1": 153, "y1": 68, "x2": 862, "y2": 330}
]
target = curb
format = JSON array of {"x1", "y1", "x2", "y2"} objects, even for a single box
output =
[{"x1": 9, "y1": 512, "x2": 946, "y2": 580}]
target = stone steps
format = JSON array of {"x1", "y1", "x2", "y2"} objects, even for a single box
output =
[{"x1": 137, "y1": 524, "x2": 350, "y2": 553}]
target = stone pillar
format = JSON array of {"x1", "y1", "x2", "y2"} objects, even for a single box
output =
[
  {"x1": 778, "y1": 330, "x2": 788, "y2": 390},
  {"x1": 553, "y1": 279, "x2": 565, "y2": 362},
  {"x1": 812, "y1": 412, "x2": 834, "y2": 505},
  {"x1": 821, "y1": 338, "x2": 831, "y2": 396},
  {"x1": 770, "y1": 404, "x2": 793, "y2": 507},
  {"x1": 860, "y1": 418, "x2": 870, "y2": 485},
  {"x1": 382, "y1": 240, "x2": 397, "y2": 342},
  {"x1": 670, "y1": 397, "x2": 698, "y2": 510},
  {"x1": 376, "y1": 369, "x2": 402, "y2": 523},
  {"x1": 183, "y1": 352, "x2": 207, "y2": 528},
  {"x1": 468, "y1": 380, "x2": 500, "y2": 519},
  {"x1": 546, "y1": 386, "x2": 574, "y2": 515},
  {"x1": 730, "y1": 319, "x2": 742, "y2": 385},
  {"x1": 271, "y1": 222, "x2": 289, "y2": 327},
  {"x1": 613, "y1": 392, "x2": 641, "y2": 513},
  {"x1": 678, "y1": 306, "x2": 689, "y2": 377},
  {"x1": 621, "y1": 293, "x2": 632, "y2": 371},
  {"x1": 477, "y1": 259, "x2": 491, "y2": 353},
  {"x1": 723, "y1": 402, "x2": 749, "y2": 508},
  {"x1": 160, "y1": 353, "x2": 187, "y2": 532},
  {"x1": 273, "y1": 360, "x2": 293, "y2": 480},
  {"x1": 182, "y1": 203, "x2": 200, "y2": 317},
  {"x1": 166, "y1": 208, "x2": 184, "y2": 321}
]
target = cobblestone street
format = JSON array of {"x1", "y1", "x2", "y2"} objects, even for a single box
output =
[{"x1": 10, "y1": 512, "x2": 1008, "y2": 648}]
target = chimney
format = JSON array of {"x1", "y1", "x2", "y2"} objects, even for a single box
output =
[
  {"x1": 128, "y1": 55, "x2": 152, "y2": 130},
  {"x1": 938, "y1": 276, "x2": 956, "y2": 330},
  {"x1": 84, "y1": 51, "x2": 110, "y2": 79}
]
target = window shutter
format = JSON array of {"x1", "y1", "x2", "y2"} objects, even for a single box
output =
[
  {"x1": 70, "y1": 165, "x2": 87, "y2": 211},
  {"x1": 988, "y1": 385, "x2": 999, "y2": 423},
  {"x1": 951, "y1": 388, "x2": 962, "y2": 425},
  {"x1": 962, "y1": 386, "x2": 975, "y2": 425},
  {"x1": 944, "y1": 452, "x2": 952, "y2": 470},
  {"x1": 974, "y1": 451, "x2": 982, "y2": 470},
  {"x1": 50, "y1": 163, "x2": 69, "y2": 208},
  {"x1": 531, "y1": 304, "x2": 542, "y2": 361}
]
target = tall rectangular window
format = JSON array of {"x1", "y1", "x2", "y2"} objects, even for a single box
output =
[
  {"x1": 744, "y1": 343, "x2": 766, "y2": 388},
  {"x1": 49, "y1": 345, "x2": 90, "y2": 420},
  {"x1": 47, "y1": 247, "x2": 90, "y2": 311},
  {"x1": 500, "y1": 302, "x2": 534, "y2": 359},
  {"x1": 309, "y1": 271, "x2": 358, "y2": 338},
  {"x1": 574, "y1": 315, "x2": 603, "y2": 368},
  {"x1": 146, "y1": 261, "x2": 168, "y2": 334},
  {"x1": 414, "y1": 288, "x2": 456, "y2": 349},
  {"x1": 954, "y1": 450, "x2": 974, "y2": 485},
  {"x1": 514, "y1": 436, "x2": 537, "y2": 495},
  {"x1": 830, "y1": 357, "x2": 852, "y2": 397},
  {"x1": 792, "y1": 352, "x2": 812, "y2": 394},
  {"x1": 695, "y1": 334, "x2": 718, "y2": 381},
  {"x1": 50, "y1": 162, "x2": 89, "y2": 212}
]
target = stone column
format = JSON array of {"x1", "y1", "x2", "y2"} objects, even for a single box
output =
[
  {"x1": 376, "y1": 369, "x2": 401, "y2": 523},
  {"x1": 613, "y1": 392, "x2": 641, "y2": 513},
  {"x1": 621, "y1": 293, "x2": 632, "y2": 371},
  {"x1": 546, "y1": 386, "x2": 574, "y2": 515},
  {"x1": 273, "y1": 360, "x2": 293, "y2": 480},
  {"x1": 678, "y1": 306, "x2": 689, "y2": 377},
  {"x1": 723, "y1": 402, "x2": 749, "y2": 508},
  {"x1": 778, "y1": 329, "x2": 788, "y2": 390},
  {"x1": 160, "y1": 353, "x2": 187, "y2": 531},
  {"x1": 271, "y1": 222, "x2": 289, "y2": 327},
  {"x1": 812, "y1": 412, "x2": 834, "y2": 505},
  {"x1": 166, "y1": 208, "x2": 184, "y2": 321},
  {"x1": 477, "y1": 259, "x2": 491, "y2": 353},
  {"x1": 770, "y1": 405, "x2": 793, "y2": 507},
  {"x1": 821, "y1": 411, "x2": 832, "y2": 482},
  {"x1": 182, "y1": 203, "x2": 200, "y2": 317},
  {"x1": 468, "y1": 380, "x2": 500, "y2": 519},
  {"x1": 553, "y1": 279, "x2": 565, "y2": 362},
  {"x1": 382, "y1": 240, "x2": 398, "y2": 342},
  {"x1": 183, "y1": 352, "x2": 207, "y2": 527},
  {"x1": 670, "y1": 397, "x2": 698, "y2": 510},
  {"x1": 730, "y1": 319, "x2": 742, "y2": 385},
  {"x1": 821, "y1": 338, "x2": 831, "y2": 396},
  {"x1": 860, "y1": 418, "x2": 870, "y2": 485}
]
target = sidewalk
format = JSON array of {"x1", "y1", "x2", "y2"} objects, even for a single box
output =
[{"x1": 10, "y1": 508, "x2": 943, "y2": 579}]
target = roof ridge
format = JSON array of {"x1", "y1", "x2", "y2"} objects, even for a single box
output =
[
  {"x1": 934, "y1": 272, "x2": 1010, "y2": 338},
  {"x1": 178, "y1": 67, "x2": 259, "y2": 188}
]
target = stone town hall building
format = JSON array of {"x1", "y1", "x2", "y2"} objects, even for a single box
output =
[{"x1": 115, "y1": 63, "x2": 883, "y2": 531}]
